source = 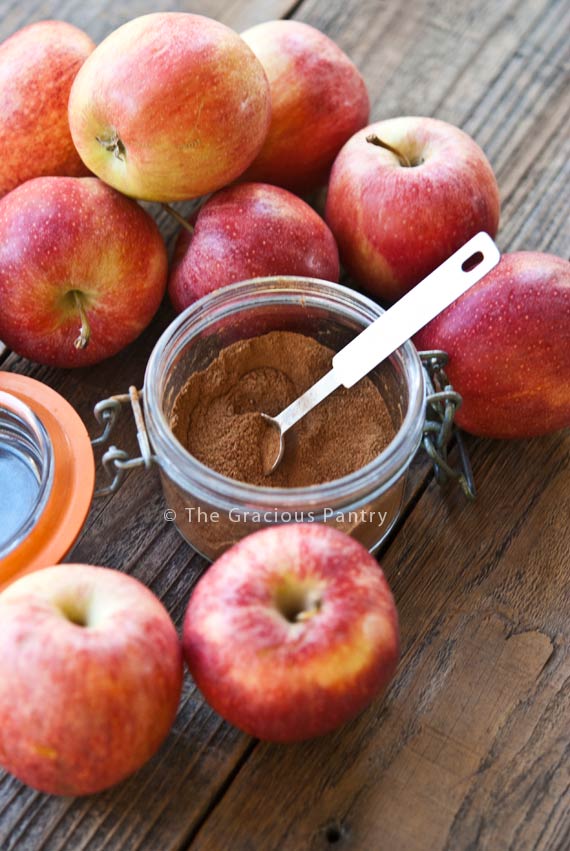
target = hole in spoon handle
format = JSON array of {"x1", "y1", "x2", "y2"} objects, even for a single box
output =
[{"x1": 461, "y1": 250, "x2": 484, "y2": 272}]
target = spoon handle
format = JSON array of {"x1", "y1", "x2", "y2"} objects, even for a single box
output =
[
  {"x1": 275, "y1": 369, "x2": 341, "y2": 432},
  {"x1": 272, "y1": 232, "x2": 500, "y2": 437},
  {"x1": 332, "y1": 231, "x2": 500, "y2": 388}
]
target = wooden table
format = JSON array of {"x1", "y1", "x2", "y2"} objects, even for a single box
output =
[{"x1": 1, "y1": 0, "x2": 569, "y2": 848}]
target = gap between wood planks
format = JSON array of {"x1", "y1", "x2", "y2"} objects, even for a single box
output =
[{"x1": 0, "y1": 343, "x2": 10, "y2": 367}]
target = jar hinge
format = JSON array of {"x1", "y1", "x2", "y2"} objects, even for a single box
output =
[
  {"x1": 419, "y1": 350, "x2": 476, "y2": 499},
  {"x1": 91, "y1": 386, "x2": 156, "y2": 497}
]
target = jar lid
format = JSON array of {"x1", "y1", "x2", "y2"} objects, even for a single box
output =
[{"x1": 0, "y1": 373, "x2": 94, "y2": 589}]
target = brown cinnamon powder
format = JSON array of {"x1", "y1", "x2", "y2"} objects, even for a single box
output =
[{"x1": 170, "y1": 331, "x2": 395, "y2": 487}]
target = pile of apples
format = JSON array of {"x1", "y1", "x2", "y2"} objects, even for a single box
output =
[{"x1": 0, "y1": 12, "x2": 567, "y2": 438}]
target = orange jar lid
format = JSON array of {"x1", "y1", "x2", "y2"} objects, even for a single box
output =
[{"x1": 0, "y1": 373, "x2": 94, "y2": 590}]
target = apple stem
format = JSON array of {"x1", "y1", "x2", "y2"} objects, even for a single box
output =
[
  {"x1": 296, "y1": 605, "x2": 320, "y2": 622},
  {"x1": 73, "y1": 292, "x2": 91, "y2": 350},
  {"x1": 96, "y1": 130, "x2": 126, "y2": 162},
  {"x1": 296, "y1": 592, "x2": 322, "y2": 622},
  {"x1": 162, "y1": 203, "x2": 194, "y2": 236},
  {"x1": 366, "y1": 133, "x2": 413, "y2": 168}
]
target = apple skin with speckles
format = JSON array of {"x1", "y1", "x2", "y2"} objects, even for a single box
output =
[
  {"x1": 0, "y1": 176, "x2": 168, "y2": 368},
  {"x1": 0, "y1": 565, "x2": 183, "y2": 796},
  {"x1": 69, "y1": 13, "x2": 271, "y2": 202},
  {"x1": 183, "y1": 524, "x2": 399, "y2": 743},
  {"x1": 168, "y1": 182, "x2": 340, "y2": 312},
  {"x1": 0, "y1": 21, "x2": 94, "y2": 198},
  {"x1": 414, "y1": 252, "x2": 570, "y2": 438},
  {"x1": 240, "y1": 20, "x2": 369, "y2": 193},
  {"x1": 325, "y1": 116, "x2": 500, "y2": 302}
]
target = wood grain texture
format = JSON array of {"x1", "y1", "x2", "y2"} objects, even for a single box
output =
[
  {"x1": 0, "y1": 0, "x2": 298, "y2": 41},
  {"x1": 0, "y1": 0, "x2": 569, "y2": 848}
]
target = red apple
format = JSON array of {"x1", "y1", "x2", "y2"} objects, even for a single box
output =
[
  {"x1": 0, "y1": 176, "x2": 168, "y2": 367},
  {"x1": 414, "y1": 251, "x2": 570, "y2": 438},
  {"x1": 0, "y1": 21, "x2": 94, "y2": 198},
  {"x1": 69, "y1": 13, "x2": 271, "y2": 202},
  {"x1": 240, "y1": 20, "x2": 369, "y2": 193},
  {"x1": 0, "y1": 564, "x2": 183, "y2": 796},
  {"x1": 326, "y1": 116, "x2": 500, "y2": 301},
  {"x1": 183, "y1": 524, "x2": 399, "y2": 742},
  {"x1": 168, "y1": 182, "x2": 340, "y2": 311}
]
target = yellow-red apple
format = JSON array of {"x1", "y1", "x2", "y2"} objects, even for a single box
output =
[
  {"x1": 183, "y1": 524, "x2": 399, "y2": 742},
  {"x1": 326, "y1": 116, "x2": 500, "y2": 301},
  {"x1": 0, "y1": 20, "x2": 94, "y2": 197},
  {"x1": 415, "y1": 251, "x2": 570, "y2": 438},
  {"x1": 69, "y1": 13, "x2": 271, "y2": 202},
  {"x1": 241, "y1": 20, "x2": 369, "y2": 193},
  {"x1": 168, "y1": 182, "x2": 340, "y2": 311},
  {"x1": 0, "y1": 176, "x2": 168, "y2": 367},
  {"x1": 0, "y1": 564, "x2": 183, "y2": 796}
]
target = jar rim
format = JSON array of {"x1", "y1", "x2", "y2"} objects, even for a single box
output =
[
  {"x1": 144, "y1": 277, "x2": 425, "y2": 510},
  {"x1": 0, "y1": 390, "x2": 54, "y2": 559}
]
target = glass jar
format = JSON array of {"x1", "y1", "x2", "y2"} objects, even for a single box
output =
[{"x1": 135, "y1": 277, "x2": 425, "y2": 560}]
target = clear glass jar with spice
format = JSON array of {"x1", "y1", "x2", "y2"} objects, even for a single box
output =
[{"x1": 94, "y1": 277, "x2": 439, "y2": 561}]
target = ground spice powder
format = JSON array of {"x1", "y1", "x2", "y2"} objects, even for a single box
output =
[{"x1": 170, "y1": 331, "x2": 396, "y2": 487}]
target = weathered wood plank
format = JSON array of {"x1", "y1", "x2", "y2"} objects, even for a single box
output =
[{"x1": 0, "y1": 0, "x2": 298, "y2": 42}]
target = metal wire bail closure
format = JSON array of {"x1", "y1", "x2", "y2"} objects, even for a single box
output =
[
  {"x1": 91, "y1": 353, "x2": 476, "y2": 500},
  {"x1": 420, "y1": 350, "x2": 476, "y2": 499},
  {"x1": 92, "y1": 387, "x2": 155, "y2": 497}
]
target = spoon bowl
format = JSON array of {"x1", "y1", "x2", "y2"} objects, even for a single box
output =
[{"x1": 260, "y1": 413, "x2": 285, "y2": 475}]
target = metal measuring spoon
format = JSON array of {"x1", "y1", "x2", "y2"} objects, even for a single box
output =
[{"x1": 261, "y1": 231, "x2": 500, "y2": 475}]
